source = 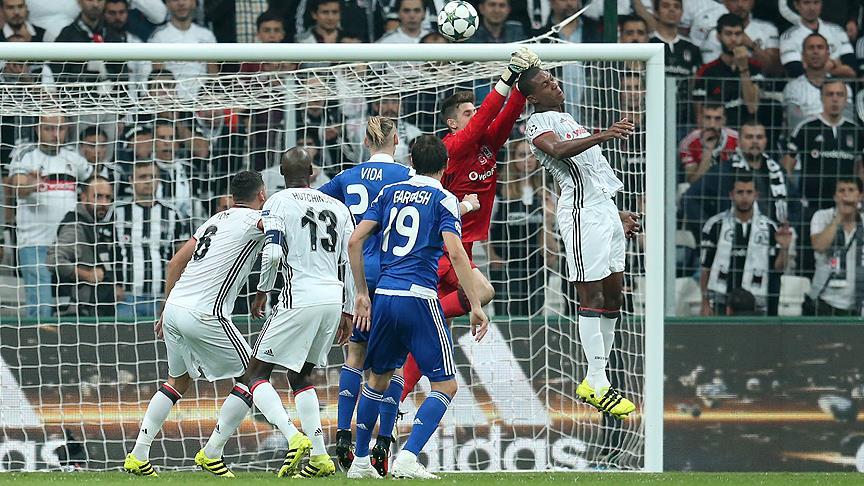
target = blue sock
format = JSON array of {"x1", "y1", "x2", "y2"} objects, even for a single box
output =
[
  {"x1": 378, "y1": 375, "x2": 404, "y2": 439},
  {"x1": 337, "y1": 365, "x2": 363, "y2": 431},
  {"x1": 403, "y1": 391, "x2": 451, "y2": 455},
  {"x1": 355, "y1": 384, "x2": 383, "y2": 457}
]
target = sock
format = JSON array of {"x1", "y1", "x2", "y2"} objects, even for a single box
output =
[
  {"x1": 439, "y1": 288, "x2": 470, "y2": 319},
  {"x1": 378, "y1": 375, "x2": 404, "y2": 440},
  {"x1": 131, "y1": 383, "x2": 181, "y2": 460},
  {"x1": 600, "y1": 310, "x2": 619, "y2": 360},
  {"x1": 578, "y1": 308, "x2": 609, "y2": 391},
  {"x1": 403, "y1": 391, "x2": 451, "y2": 456},
  {"x1": 250, "y1": 380, "x2": 300, "y2": 441},
  {"x1": 337, "y1": 365, "x2": 362, "y2": 431},
  {"x1": 203, "y1": 383, "x2": 252, "y2": 458},
  {"x1": 400, "y1": 355, "x2": 422, "y2": 402},
  {"x1": 294, "y1": 386, "x2": 326, "y2": 456},
  {"x1": 354, "y1": 384, "x2": 384, "y2": 457}
]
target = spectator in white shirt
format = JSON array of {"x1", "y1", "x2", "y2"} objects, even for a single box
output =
[
  {"x1": 694, "y1": 0, "x2": 781, "y2": 75},
  {"x1": 148, "y1": 0, "x2": 217, "y2": 98},
  {"x1": 377, "y1": 0, "x2": 429, "y2": 43},
  {"x1": 779, "y1": 0, "x2": 855, "y2": 77},
  {"x1": 783, "y1": 33, "x2": 854, "y2": 129},
  {"x1": 7, "y1": 114, "x2": 90, "y2": 318}
]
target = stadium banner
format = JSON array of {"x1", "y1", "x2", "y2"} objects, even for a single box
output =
[{"x1": 2, "y1": 318, "x2": 862, "y2": 472}]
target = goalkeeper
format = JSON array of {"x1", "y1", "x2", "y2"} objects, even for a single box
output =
[{"x1": 398, "y1": 47, "x2": 541, "y2": 402}]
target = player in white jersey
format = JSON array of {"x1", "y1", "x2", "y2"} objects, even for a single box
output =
[
  {"x1": 518, "y1": 68, "x2": 639, "y2": 419},
  {"x1": 124, "y1": 171, "x2": 268, "y2": 478},
  {"x1": 240, "y1": 147, "x2": 356, "y2": 479}
]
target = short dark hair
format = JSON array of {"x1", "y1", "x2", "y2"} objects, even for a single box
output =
[
  {"x1": 397, "y1": 0, "x2": 424, "y2": 10},
  {"x1": 732, "y1": 173, "x2": 755, "y2": 187},
  {"x1": 230, "y1": 170, "x2": 265, "y2": 203},
  {"x1": 256, "y1": 9, "x2": 284, "y2": 30},
  {"x1": 80, "y1": 175, "x2": 111, "y2": 192},
  {"x1": 420, "y1": 32, "x2": 446, "y2": 43},
  {"x1": 802, "y1": 32, "x2": 828, "y2": 50},
  {"x1": 106, "y1": 0, "x2": 130, "y2": 6},
  {"x1": 739, "y1": 118, "x2": 764, "y2": 130},
  {"x1": 653, "y1": 0, "x2": 682, "y2": 10},
  {"x1": 410, "y1": 135, "x2": 448, "y2": 175},
  {"x1": 618, "y1": 14, "x2": 646, "y2": 29},
  {"x1": 440, "y1": 91, "x2": 475, "y2": 123},
  {"x1": 310, "y1": 0, "x2": 339, "y2": 13},
  {"x1": 834, "y1": 177, "x2": 863, "y2": 193},
  {"x1": 517, "y1": 66, "x2": 542, "y2": 95},
  {"x1": 80, "y1": 125, "x2": 108, "y2": 141},
  {"x1": 717, "y1": 13, "x2": 744, "y2": 32},
  {"x1": 727, "y1": 288, "x2": 757, "y2": 315}
]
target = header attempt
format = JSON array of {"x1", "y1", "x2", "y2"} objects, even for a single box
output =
[{"x1": 0, "y1": 42, "x2": 664, "y2": 63}]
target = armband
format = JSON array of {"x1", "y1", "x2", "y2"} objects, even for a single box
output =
[{"x1": 264, "y1": 229, "x2": 284, "y2": 246}]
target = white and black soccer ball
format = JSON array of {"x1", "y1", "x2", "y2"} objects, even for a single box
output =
[{"x1": 437, "y1": 0, "x2": 479, "y2": 42}]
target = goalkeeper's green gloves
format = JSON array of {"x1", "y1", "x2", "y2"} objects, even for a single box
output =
[{"x1": 500, "y1": 47, "x2": 538, "y2": 86}]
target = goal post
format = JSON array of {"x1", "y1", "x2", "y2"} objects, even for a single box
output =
[{"x1": 0, "y1": 42, "x2": 664, "y2": 472}]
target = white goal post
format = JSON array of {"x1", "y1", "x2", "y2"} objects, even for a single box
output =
[{"x1": 0, "y1": 42, "x2": 664, "y2": 473}]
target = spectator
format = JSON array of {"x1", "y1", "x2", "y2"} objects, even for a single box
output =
[
  {"x1": 7, "y1": 114, "x2": 90, "y2": 318},
  {"x1": 584, "y1": 0, "x2": 653, "y2": 29},
  {"x1": 0, "y1": 33, "x2": 54, "y2": 84},
  {"x1": 508, "y1": 0, "x2": 550, "y2": 33},
  {"x1": 779, "y1": 0, "x2": 855, "y2": 77},
  {"x1": 470, "y1": 0, "x2": 526, "y2": 43},
  {"x1": 47, "y1": 176, "x2": 121, "y2": 317},
  {"x1": 487, "y1": 140, "x2": 555, "y2": 316},
  {"x1": 79, "y1": 126, "x2": 130, "y2": 198},
  {"x1": 347, "y1": 96, "x2": 422, "y2": 164},
  {"x1": 296, "y1": 0, "x2": 347, "y2": 43},
  {"x1": 293, "y1": 0, "x2": 386, "y2": 42},
  {"x1": 679, "y1": 103, "x2": 739, "y2": 184},
  {"x1": 538, "y1": 0, "x2": 600, "y2": 42},
  {"x1": 779, "y1": 0, "x2": 860, "y2": 45},
  {"x1": 679, "y1": 0, "x2": 726, "y2": 33},
  {"x1": 377, "y1": 0, "x2": 429, "y2": 43},
  {"x1": 696, "y1": 0, "x2": 781, "y2": 75},
  {"x1": 205, "y1": 0, "x2": 268, "y2": 43},
  {"x1": 805, "y1": 178, "x2": 864, "y2": 316},
  {"x1": 115, "y1": 160, "x2": 191, "y2": 318},
  {"x1": 726, "y1": 287, "x2": 758, "y2": 315},
  {"x1": 0, "y1": 0, "x2": 46, "y2": 42},
  {"x1": 783, "y1": 33, "x2": 854, "y2": 130},
  {"x1": 261, "y1": 133, "x2": 330, "y2": 193},
  {"x1": 700, "y1": 176, "x2": 790, "y2": 316},
  {"x1": 55, "y1": 0, "x2": 129, "y2": 82},
  {"x1": 152, "y1": 120, "x2": 194, "y2": 219},
  {"x1": 650, "y1": 0, "x2": 702, "y2": 78},
  {"x1": 24, "y1": 0, "x2": 80, "y2": 41},
  {"x1": 693, "y1": 14, "x2": 761, "y2": 129},
  {"x1": 104, "y1": 0, "x2": 153, "y2": 84},
  {"x1": 618, "y1": 15, "x2": 649, "y2": 43},
  {"x1": 148, "y1": 0, "x2": 217, "y2": 98},
  {"x1": 783, "y1": 79, "x2": 861, "y2": 212}
]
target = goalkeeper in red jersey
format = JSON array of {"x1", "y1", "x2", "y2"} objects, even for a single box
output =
[{"x1": 399, "y1": 47, "x2": 541, "y2": 402}]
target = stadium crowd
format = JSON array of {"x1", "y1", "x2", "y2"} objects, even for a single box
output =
[{"x1": 1, "y1": 0, "x2": 864, "y2": 319}]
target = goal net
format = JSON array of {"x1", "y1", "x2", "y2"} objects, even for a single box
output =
[{"x1": 0, "y1": 42, "x2": 663, "y2": 472}]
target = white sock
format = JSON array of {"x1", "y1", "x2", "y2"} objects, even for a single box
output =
[
  {"x1": 203, "y1": 383, "x2": 252, "y2": 458},
  {"x1": 131, "y1": 384, "x2": 181, "y2": 460},
  {"x1": 294, "y1": 387, "x2": 326, "y2": 456},
  {"x1": 578, "y1": 314, "x2": 609, "y2": 391},
  {"x1": 600, "y1": 314, "x2": 618, "y2": 359},
  {"x1": 251, "y1": 380, "x2": 301, "y2": 441}
]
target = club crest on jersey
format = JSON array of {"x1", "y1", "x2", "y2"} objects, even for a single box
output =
[
  {"x1": 846, "y1": 135, "x2": 855, "y2": 148},
  {"x1": 479, "y1": 146, "x2": 494, "y2": 165},
  {"x1": 683, "y1": 50, "x2": 692, "y2": 62}
]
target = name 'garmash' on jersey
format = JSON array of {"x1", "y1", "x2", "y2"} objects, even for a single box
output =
[
  {"x1": 318, "y1": 153, "x2": 413, "y2": 288},
  {"x1": 526, "y1": 110, "x2": 624, "y2": 209},
  {"x1": 363, "y1": 175, "x2": 462, "y2": 296},
  {"x1": 167, "y1": 207, "x2": 264, "y2": 319}
]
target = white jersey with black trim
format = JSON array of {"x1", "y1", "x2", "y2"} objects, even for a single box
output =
[
  {"x1": 167, "y1": 207, "x2": 264, "y2": 318},
  {"x1": 526, "y1": 110, "x2": 623, "y2": 209},
  {"x1": 258, "y1": 188, "x2": 355, "y2": 312}
]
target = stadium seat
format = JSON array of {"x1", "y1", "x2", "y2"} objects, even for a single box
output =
[
  {"x1": 675, "y1": 277, "x2": 702, "y2": 316},
  {"x1": 778, "y1": 276, "x2": 810, "y2": 317}
]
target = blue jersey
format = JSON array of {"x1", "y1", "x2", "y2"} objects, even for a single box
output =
[
  {"x1": 318, "y1": 154, "x2": 413, "y2": 287},
  {"x1": 364, "y1": 174, "x2": 462, "y2": 295}
]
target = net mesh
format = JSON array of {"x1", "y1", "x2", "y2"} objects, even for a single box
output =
[{"x1": 0, "y1": 48, "x2": 648, "y2": 472}]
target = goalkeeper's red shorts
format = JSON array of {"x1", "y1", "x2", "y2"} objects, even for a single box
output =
[{"x1": 436, "y1": 241, "x2": 477, "y2": 296}]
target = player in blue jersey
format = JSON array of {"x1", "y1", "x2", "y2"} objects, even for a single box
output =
[{"x1": 345, "y1": 135, "x2": 489, "y2": 479}]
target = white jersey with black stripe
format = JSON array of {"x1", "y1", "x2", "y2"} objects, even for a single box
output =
[
  {"x1": 526, "y1": 110, "x2": 623, "y2": 209},
  {"x1": 167, "y1": 207, "x2": 264, "y2": 319}
]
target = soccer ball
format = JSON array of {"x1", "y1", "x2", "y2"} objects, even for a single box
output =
[{"x1": 438, "y1": 1, "x2": 479, "y2": 43}]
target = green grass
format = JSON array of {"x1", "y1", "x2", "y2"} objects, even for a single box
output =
[{"x1": 0, "y1": 472, "x2": 860, "y2": 485}]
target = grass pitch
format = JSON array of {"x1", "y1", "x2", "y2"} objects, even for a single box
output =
[{"x1": 0, "y1": 472, "x2": 860, "y2": 485}]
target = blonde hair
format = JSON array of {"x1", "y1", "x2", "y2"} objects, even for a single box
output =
[{"x1": 366, "y1": 115, "x2": 396, "y2": 149}]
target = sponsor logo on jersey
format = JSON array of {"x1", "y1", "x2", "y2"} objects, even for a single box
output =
[
  {"x1": 468, "y1": 167, "x2": 496, "y2": 182},
  {"x1": 262, "y1": 348, "x2": 274, "y2": 356},
  {"x1": 413, "y1": 418, "x2": 424, "y2": 426},
  {"x1": 339, "y1": 389, "x2": 354, "y2": 398}
]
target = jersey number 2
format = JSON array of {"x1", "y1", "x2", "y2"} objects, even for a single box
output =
[
  {"x1": 301, "y1": 208, "x2": 338, "y2": 252},
  {"x1": 193, "y1": 225, "x2": 218, "y2": 261}
]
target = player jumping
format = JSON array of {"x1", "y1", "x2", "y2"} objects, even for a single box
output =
[
  {"x1": 399, "y1": 46, "x2": 541, "y2": 401},
  {"x1": 519, "y1": 67, "x2": 638, "y2": 419},
  {"x1": 346, "y1": 135, "x2": 490, "y2": 479},
  {"x1": 124, "y1": 171, "x2": 267, "y2": 478}
]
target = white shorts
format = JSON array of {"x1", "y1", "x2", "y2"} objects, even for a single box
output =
[
  {"x1": 252, "y1": 303, "x2": 342, "y2": 372},
  {"x1": 162, "y1": 302, "x2": 251, "y2": 382},
  {"x1": 557, "y1": 199, "x2": 626, "y2": 282}
]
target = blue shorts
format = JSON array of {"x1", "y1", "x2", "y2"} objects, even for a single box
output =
[
  {"x1": 364, "y1": 293, "x2": 456, "y2": 382},
  {"x1": 349, "y1": 282, "x2": 376, "y2": 344}
]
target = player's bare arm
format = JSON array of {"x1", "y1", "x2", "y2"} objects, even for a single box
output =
[
  {"x1": 460, "y1": 193, "x2": 480, "y2": 215},
  {"x1": 155, "y1": 237, "x2": 197, "y2": 338},
  {"x1": 348, "y1": 219, "x2": 379, "y2": 332},
  {"x1": 443, "y1": 231, "x2": 489, "y2": 341},
  {"x1": 532, "y1": 119, "x2": 636, "y2": 161}
]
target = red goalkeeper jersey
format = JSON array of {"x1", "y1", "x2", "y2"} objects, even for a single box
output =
[{"x1": 441, "y1": 88, "x2": 526, "y2": 243}]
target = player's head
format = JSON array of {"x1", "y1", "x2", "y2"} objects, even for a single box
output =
[
  {"x1": 802, "y1": 33, "x2": 829, "y2": 70},
  {"x1": 280, "y1": 146, "x2": 314, "y2": 188},
  {"x1": 518, "y1": 67, "x2": 565, "y2": 108},
  {"x1": 716, "y1": 13, "x2": 745, "y2": 53},
  {"x1": 365, "y1": 115, "x2": 398, "y2": 154},
  {"x1": 410, "y1": 135, "x2": 448, "y2": 176},
  {"x1": 821, "y1": 79, "x2": 847, "y2": 117},
  {"x1": 653, "y1": 0, "x2": 682, "y2": 28},
  {"x1": 230, "y1": 170, "x2": 267, "y2": 210},
  {"x1": 729, "y1": 174, "x2": 757, "y2": 213},
  {"x1": 80, "y1": 175, "x2": 113, "y2": 220},
  {"x1": 256, "y1": 10, "x2": 286, "y2": 43},
  {"x1": 441, "y1": 91, "x2": 476, "y2": 133},
  {"x1": 794, "y1": 0, "x2": 821, "y2": 23}
]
